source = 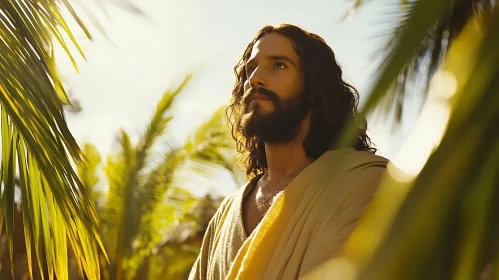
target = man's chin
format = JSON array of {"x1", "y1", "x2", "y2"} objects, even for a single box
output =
[
  {"x1": 242, "y1": 125, "x2": 299, "y2": 144},
  {"x1": 242, "y1": 109, "x2": 273, "y2": 122},
  {"x1": 241, "y1": 116, "x2": 272, "y2": 138},
  {"x1": 245, "y1": 102, "x2": 274, "y2": 113}
]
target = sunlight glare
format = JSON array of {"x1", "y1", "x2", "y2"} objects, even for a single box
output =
[
  {"x1": 303, "y1": 257, "x2": 357, "y2": 280},
  {"x1": 392, "y1": 70, "x2": 456, "y2": 177},
  {"x1": 386, "y1": 162, "x2": 414, "y2": 183},
  {"x1": 428, "y1": 70, "x2": 458, "y2": 100}
]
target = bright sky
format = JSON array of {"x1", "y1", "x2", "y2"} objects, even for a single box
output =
[{"x1": 55, "y1": 0, "x2": 432, "y2": 197}]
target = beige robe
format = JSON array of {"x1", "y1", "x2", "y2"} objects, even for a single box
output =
[{"x1": 189, "y1": 148, "x2": 388, "y2": 280}]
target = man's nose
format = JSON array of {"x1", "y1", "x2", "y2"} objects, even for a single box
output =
[{"x1": 248, "y1": 66, "x2": 267, "y2": 88}]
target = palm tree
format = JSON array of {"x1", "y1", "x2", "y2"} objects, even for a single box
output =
[
  {"x1": 311, "y1": 1, "x2": 499, "y2": 279},
  {"x1": 76, "y1": 75, "x2": 241, "y2": 280}
]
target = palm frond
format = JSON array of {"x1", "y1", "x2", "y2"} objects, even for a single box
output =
[
  {"x1": 127, "y1": 148, "x2": 186, "y2": 278},
  {"x1": 101, "y1": 129, "x2": 135, "y2": 280},
  {"x1": 96, "y1": 73, "x2": 243, "y2": 278},
  {"x1": 339, "y1": 0, "x2": 411, "y2": 22},
  {"x1": 359, "y1": 0, "x2": 450, "y2": 116},
  {"x1": 183, "y1": 107, "x2": 244, "y2": 184},
  {"x1": 127, "y1": 107, "x2": 242, "y2": 278},
  {"x1": 0, "y1": 0, "x2": 105, "y2": 278},
  {"x1": 101, "y1": 76, "x2": 190, "y2": 279},
  {"x1": 78, "y1": 143, "x2": 103, "y2": 205},
  {"x1": 134, "y1": 74, "x2": 192, "y2": 176},
  {"x1": 328, "y1": 5, "x2": 499, "y2": 280},
  {"x1": 147, "y1": 195, "x2": 223, "y2": 280},
  {"x1": 365, "y1": 0, "x2": 495, "y2": 123},
  {"x1": 338, "y1": 0, "x2": 455, "y2": 147},
  {"x1": 338, "y1": 0, "x2": 367, "y2": 22}
]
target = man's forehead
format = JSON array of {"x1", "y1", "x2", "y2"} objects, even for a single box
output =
[{"x1": 247, "y1": 33, "x2": 299, "y2": 63}]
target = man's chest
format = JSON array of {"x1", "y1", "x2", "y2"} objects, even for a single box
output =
[{"x1": 242, "y1": 183, "x2": 286, "y2": 236}]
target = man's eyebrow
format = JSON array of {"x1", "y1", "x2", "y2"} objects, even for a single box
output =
[
  {"x1": 268, "y1": 55, "x2": 297, "y2": 67},
  {"x1": 245, "y1": 55, "x2": 298, "y2": 68}
]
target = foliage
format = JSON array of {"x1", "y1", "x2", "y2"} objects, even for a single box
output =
[
  {"x1": 318, "y1": 1, "x2": 499, "y2": 279},
  {"x1": 74, "y1": 75, "x2": 241, "y2": 280},
  {"x1": 0, "y1": 0, "x2": 105, "y2": 278}
]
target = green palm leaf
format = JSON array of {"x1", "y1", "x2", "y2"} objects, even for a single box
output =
[
  {"x1": 0, "y1": 0, "x2": 106, "y2": 278},
  {"x1": 102, "y1": 129, "x2": 135, "y2": 280},
  {"x1": 100, "y1": 76, "x2": 190, "y2": 279},
  {"x1": 147, "y1": 195, "x2": 224, "y2": 280},
  {"x1": 183, "y1": 107, "x2": 243, "y2": 184},
  {"x1": 322, "y1": 2, "x2": 499, "y2": 280},
  {"x1": 133, "y1": 108, "x2": 242, "y2": 277},
  {"x1": 345, "y1": 0, "x2": 495, "y2": 122},
  {"x1": 358, "y1": 0, "x2": 452, "y2": 118},
  {"x1": 356, "y1": 9, "x2": 499, "y2": 278},
  {"x1": 78, "y1": 143, "x2": 104, "y2": 211},
  {"x1": 92, "y1": 70, "x2": 242, "y2": 279}
]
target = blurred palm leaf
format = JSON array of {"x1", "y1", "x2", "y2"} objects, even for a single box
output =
[
  {"x1": 100, "y1": 75, "x2": 191, "y2": 280},
  {"x1": 355, "y1": 6, "x2": 499, "y2": 279},
  {"x1": 133, "y1": 108, "x2": 244, "y2": 275},
  {"x1": 129, "y1": 107, "x2": 244, "y2": 277},
  {"x1": 321, "y1": 1, "x2": 499, "y2": 280},
  {"x1": 343, "y1": 0, "x2": 495, "y2": 122},
  {"x1": 146, "y1": 195, "x2": 224, "y2": 280},
  {"x1": 96, "y1": 74, "x2": 242, "y2": 279},
  {"x1": 183, "y1": 107, "x2": 244, "y2": 185},
  {"x1": 0, "y1": 0, "x2": 106, "y2": 278},
  {"x1": 78, "y1": 143, "x2": 103, "y2": 204}
]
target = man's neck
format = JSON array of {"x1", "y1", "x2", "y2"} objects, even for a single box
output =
[{"x1": 263, "y1": 133, "x2": 312, "y2": 185}]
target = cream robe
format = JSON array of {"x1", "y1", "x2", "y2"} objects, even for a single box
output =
[{"x1": 189, "y1": 148, "x2": 388, "y2": 280}]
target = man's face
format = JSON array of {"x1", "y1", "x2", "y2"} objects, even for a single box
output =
[{"x1": 240, "y1": 32, "x2": 309, "y2": 144}]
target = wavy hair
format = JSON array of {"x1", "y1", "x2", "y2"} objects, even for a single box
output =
[{"x1": 226, "y1": 24, "x2": 376, "y2": 179}]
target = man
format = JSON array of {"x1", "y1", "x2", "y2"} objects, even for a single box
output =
[{"x1": 189, "y1": 24, "x2": 388, "y2": 280}]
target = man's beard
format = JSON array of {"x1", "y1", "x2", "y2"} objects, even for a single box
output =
[{"x1": 239, "y1": 87, "x2": 309, "y2": 144}]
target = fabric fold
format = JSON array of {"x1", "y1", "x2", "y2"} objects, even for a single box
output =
[{"x1": 189, "y1": 148, "x2": 388, "y2": 280}]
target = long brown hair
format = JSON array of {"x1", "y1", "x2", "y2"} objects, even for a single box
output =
[{"x1": 226, "y1": 24, "x2": 376, "y2": 179}]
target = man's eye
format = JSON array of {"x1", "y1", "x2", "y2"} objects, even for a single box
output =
[{"x1": 274, "y1": 62, "x2": 286, "y2": 69}]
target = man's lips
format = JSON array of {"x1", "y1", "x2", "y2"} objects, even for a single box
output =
[{"x1": 249, "y1": 95, "x2": 271, "y2": 102}]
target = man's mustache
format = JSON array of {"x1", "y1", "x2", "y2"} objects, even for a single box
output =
[{"x1": 242, "y1": 87, "x2": 279, "y2": 104}]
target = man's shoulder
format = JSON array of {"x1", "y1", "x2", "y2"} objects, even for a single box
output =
[
  {"x1": 314, "y1": 148, "x2": 389, "y2": 200},
  {"x1": 313, "y1": 150, "x2": 389, "y2": 221},
  {"x1": 343, "y1": 148, "x2": 388, "y2": 165},
  {"x1": 321, "y1": 148, "x2": 389, "y2": 174}
]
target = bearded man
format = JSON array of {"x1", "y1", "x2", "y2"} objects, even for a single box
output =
[{"x1": 189, "y1": 23, "x2": 388, "y2": 280}]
